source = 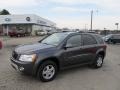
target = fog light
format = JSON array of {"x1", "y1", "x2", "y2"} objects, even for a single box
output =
[{"x1": 19, "y1": 67, "x2": 24, "y2": 71}]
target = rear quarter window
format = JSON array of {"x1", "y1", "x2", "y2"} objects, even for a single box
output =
[
  {"x1": 82, "y1": 34, "x2": 97, "y2": 45},
  {"x1": 94, "y1": 35, "x2": 105, "y2": 44}
]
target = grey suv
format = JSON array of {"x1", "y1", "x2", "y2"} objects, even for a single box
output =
[{"x1": 10, "y1": 32, "x2": 107, "y2": 82}]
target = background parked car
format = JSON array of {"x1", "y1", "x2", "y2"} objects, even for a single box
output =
[
  {"x1": 0, "y1": 40, "x2": 2, "y2": 49},
  {"x1": 103, "y1": 34, "x2": 120, "y2": 44},
  {"x1": 36, "y1": 30, "x2": 47, "y2": 36},
  {"x1": 47, "y1": 30, "x2": 57, "y2": 35},
  {"x1": 9, "y1": 29, "x2": 31, "y2": 37}
]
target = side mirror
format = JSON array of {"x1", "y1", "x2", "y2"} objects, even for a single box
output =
[
  {"x1": 64, "y1": 44, "x2": 73, "y2": 49},
  {"x1": 38, "y1": 40, "x2": 41, "y2": 43}
]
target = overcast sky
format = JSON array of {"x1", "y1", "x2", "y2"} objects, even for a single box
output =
[{"x1": 1, "y1": 0, "x2": 120, "y2": 30}]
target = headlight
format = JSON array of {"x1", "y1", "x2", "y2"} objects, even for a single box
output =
[{"x1": 19, "y1": 54, "x2": 37, "y2": 62}]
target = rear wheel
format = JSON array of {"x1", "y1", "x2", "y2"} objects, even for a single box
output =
[
  {"x1": 17, "y1": 34, "x2": 20, "y2": 37},
  {"x1": 10, "y1": 35, "x2": 13, "y2": 37},
  {"x1": 107, "y1": 40, "x2": 111, "y2": 44},
  {"x1": 112, "y1": 41, "x2": 116, "y2": 44},
  {"x1": 37, "y1": 61, "x2": 58, "y2": 82},
  {"x1": 91, "y1": 55, "x2": 104, "y2": 68}
]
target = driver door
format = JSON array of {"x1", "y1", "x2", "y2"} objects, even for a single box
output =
[{"x1": 62, "y1": 35, "x2": 84, "y2": 66}]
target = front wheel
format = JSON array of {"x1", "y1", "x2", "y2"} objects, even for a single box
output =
[
  {"x1": 91, "y1": 55, "x2": 104, "y2": 68},
  {"x1": 37, "y1": 61, "x2": 58, "y2": 82}
]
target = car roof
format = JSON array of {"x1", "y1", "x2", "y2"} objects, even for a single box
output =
[
  {"x1": 55, "y1": 32, "x2": 100, "y2": 36},
  {"x1": 55, "y1": 32, "x2": 77, "y2": 35}
]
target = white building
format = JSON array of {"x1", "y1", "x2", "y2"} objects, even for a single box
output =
[{"x1": 0, "y1": 14, "x2": 56, "y2": 35}]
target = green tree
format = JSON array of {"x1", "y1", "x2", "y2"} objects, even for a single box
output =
[{"x1": 0, "y1": 9, "x2": 10, "y2": 15}]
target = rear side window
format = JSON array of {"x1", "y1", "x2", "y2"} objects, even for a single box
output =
[
  {"x1": 82, "y1": 34, "x2": 97, "y2": 45},
  {"x1": 66, "y1": 35, "x2": 81, "y2": 47}
]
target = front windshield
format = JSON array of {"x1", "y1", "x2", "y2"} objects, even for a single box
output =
[{"x1": 41, "y1": 33, "x2": 68, "y2": 46}]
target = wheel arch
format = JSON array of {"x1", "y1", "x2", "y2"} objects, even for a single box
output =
[
  {"x1": 34, "y1": 57, "x2": 60, "y2": 76},
  {"x1": 96, "y1": 50, "x2": 105, "y2": 59}
]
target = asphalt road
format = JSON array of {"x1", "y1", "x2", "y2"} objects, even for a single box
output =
[{"x1": 0, "y1": 37, "x2": 120, "y2": 90}]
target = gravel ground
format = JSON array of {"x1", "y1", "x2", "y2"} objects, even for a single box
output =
[{"x1": 0, "y1": 37, "x2": 120, "y2": 90}]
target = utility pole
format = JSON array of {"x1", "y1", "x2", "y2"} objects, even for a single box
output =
[
  {"x1": 90, "y1": 10, "x2": 98, "y2": 31},
  {"x1": 84, "y1": 24, "x2": 87, "y2": 31},
  {"x1": 104, "y1": 28, "x2": 107, "y2": 35},
  {"x1": 115, "y1": 23, "x2": 119, "y2": 30},
  {"x1": 6, "y1": 25, "x2": 9, "y2": 36},
  {"x1": 90, "y1": 10, "x2": 93, "y2": 31}
]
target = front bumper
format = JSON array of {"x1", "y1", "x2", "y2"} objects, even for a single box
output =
[{"x1": 10, "y1": 57, "x2": 34, "y2": 75}]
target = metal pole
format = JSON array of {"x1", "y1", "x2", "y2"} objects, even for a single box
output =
[
  {"x1": 7, "y1": 25, "x2": 9, "y2": 36},
  {"x1": 85, "y1": 24, "x2": 86, "y2": 31},
  {"x1": 117, "y1": 24, "x2": 118, "y2": 30},
  {"x1": 85, "y1": 24, "x2": 87, "y2": 31},
  {"x1": 90, "y1": 10, "x2": 93, "y2": 31},
  {"x1": 115, "y1": 23, "x2": 119, "y2": 30}
]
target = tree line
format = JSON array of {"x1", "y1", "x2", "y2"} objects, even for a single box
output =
[{"x1": 0, "y1": 9, "x2": 10, "y2": 15}]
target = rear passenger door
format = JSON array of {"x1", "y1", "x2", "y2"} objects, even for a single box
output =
[{"x1": 81, "y1": 34, "x2": 98, "y2": 63}]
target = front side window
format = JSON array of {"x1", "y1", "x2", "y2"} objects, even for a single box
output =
[
  {"x1": 82, "y1": 34, "x2": 97, "y2": 45},
  {"x1": 66, "y1": 35, "x2": 81, "y2": 47}
]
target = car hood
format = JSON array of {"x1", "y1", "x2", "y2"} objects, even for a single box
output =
[{"x1": 15, "y1": 43, "x2": 55, "y2": 54}]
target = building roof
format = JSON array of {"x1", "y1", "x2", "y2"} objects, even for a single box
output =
[{"x1": 0, "y1": 14, "x2": 56, "y2": 27}]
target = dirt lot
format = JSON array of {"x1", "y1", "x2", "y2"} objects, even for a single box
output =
[{"x1": 0, "y1": 37, "x2": 120, "y2": 90}]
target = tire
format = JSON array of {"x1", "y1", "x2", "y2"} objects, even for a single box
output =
[
  {"x1": 37, "y1": 61, "x2": 58, "y2": 82},
  {"x1": 107, "y1": 40, "x2": 111, "y2": 44},
  {"x1": 18, "y1": 34, "x2": 21, "y2": 37},
  {"x1": 10, "y1": 35, "x2": 13, "y2": 37},
  {"x1": 112, "y1": 41, "x2": 116, "y2": 44},
  {"x1": 91, "y1": 55, "x2": 104, "y2": 68}
]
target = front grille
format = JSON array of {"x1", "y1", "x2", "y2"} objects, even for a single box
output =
[{"x1": 12, "y1": 51, "x2": 19, "y2": 60}]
